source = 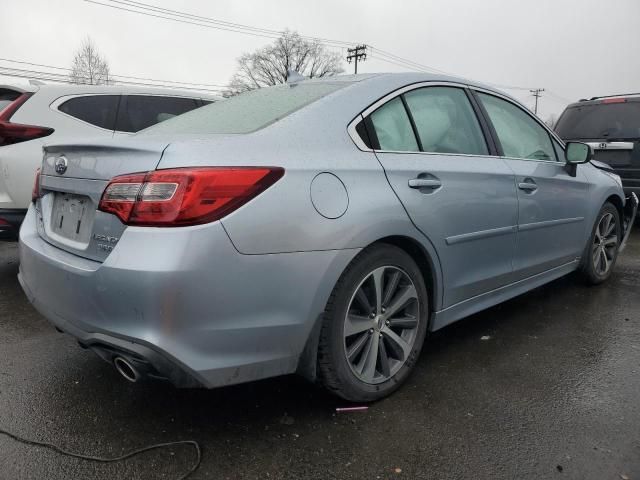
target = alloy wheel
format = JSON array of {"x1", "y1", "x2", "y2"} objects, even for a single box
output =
[
  {"x1": 592, "y1": 212, "x2": 619, "y2": 276},
  {"x1": 343, "y1": 266, "x2": 420, "y2": 384}
]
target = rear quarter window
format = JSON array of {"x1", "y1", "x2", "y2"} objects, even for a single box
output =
[
  {"x1": 116, "y1": 95, "x2": 202, "y2": 133},
  {"x1": 58, "y1": 95, "x2": 119, "y2": 130}
]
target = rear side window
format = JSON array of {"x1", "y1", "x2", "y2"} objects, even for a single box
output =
[
  {"x1": 0, "y1": 89, "x2": 21, "y2": 113},
  {"x1": 478, "y1": 93, "x2": 555, "y2": 161},
  {"x1": 116, "y1": 95, "x2": 202, "y2": 133},
  {"x1": 370, "y1": 97, "x2": 419, "y2": 152},
  {"x1": 555, "y1": 101, "x2": 640, "y2": 140},
  {"x1": 58, "y1": 95, "x2": 119, "y2": 130},
  {"x1": 404, "y1": 87, "x2": 488, "y2": 155}
]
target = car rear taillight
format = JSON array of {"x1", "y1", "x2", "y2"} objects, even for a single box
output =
[
  {"x1": 99, "y1": 167, "x2": 284, "y2": 227},
  {"x1": 32, "y1": 168, "x2": 41, "y2": 203},
  {"x1": 0, "y1": 93, "x2": 54, "y2": 147}
]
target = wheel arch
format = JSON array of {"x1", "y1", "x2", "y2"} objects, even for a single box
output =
[
  {"x1": 605, "y1": 193, "x2": 625, "y2": 229},
  {"x1": 296, "y1": 234, "x2": 443, "y2": 384},
  {"x1": 371, "y1": 235, "x2": 441, "y2": 317}
]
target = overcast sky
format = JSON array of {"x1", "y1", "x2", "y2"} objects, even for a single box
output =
[{"x1": 2, "y1": 0, "x2": 639, "y2": 120}]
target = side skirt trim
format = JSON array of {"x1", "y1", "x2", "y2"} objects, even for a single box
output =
[{"x1": 430, "y1": 259, "x2": 579, "y2": 331}]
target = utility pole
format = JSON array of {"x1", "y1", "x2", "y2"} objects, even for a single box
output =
[
  {"x1": 346, "y1": 45, "x2": 367, "y2": 74},
  {"x1": 530, "y1": 88, "x2": 545, "y2": 114}
]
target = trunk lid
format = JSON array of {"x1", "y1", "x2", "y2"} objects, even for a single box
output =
[{"x1": 37, "y1": 139, "x2": 169, "y2": 261}]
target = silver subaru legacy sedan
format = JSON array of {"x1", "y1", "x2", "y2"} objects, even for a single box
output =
[{"x1": 19, "y1": 73, "x2": 638, "y2": 402}]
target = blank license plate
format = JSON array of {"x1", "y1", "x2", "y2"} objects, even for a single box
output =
[{"x1": 51, "y1": 193, "x2": 94, "y2": 243}]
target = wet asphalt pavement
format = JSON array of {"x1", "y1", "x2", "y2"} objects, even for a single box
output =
[{"x1": 1, "y1": 230, "x2": 639, "y2": 480}]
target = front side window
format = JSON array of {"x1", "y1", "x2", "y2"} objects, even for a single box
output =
[
  {"x1": 478, "y1": 93, "x2": 555, "y2": 161},
  {"x1": 58, "y1": 95, "x2": 119, "y2": 130},
  {"x1": 117, "y1": 95, "x2": 201, "y2": 133},
  {"x1": 369, "y1": 97, "x2": 419, "y2": 152},
  {"x1": 404, "y1": 87, "x2": 488, "y2": 155}
]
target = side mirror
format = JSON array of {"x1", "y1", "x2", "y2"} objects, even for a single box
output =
[{"x1": 566, "y1": 142, "x2": 592, "y2": 164}]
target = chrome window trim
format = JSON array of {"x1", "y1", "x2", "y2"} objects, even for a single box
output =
[
  {"x1": 357, "y1": 149, "x2": 502, "y2": 160},
  {"x1": 346, "y1": 80, "x2": 568, "y2": 165},
  {"x1": 498, "y1": 155, "x2": 563, "y2": 165},
  {"x1": 346, "y1": 114, "x2": 370, "y2": 151}
]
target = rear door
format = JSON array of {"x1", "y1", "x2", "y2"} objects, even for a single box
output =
[
  {"x1": 114, "y1": 95, "x2": 203, "y2": 135},
  {"x1": 365, "y1": 84, "x2": 518, "y2": 308},
  {"x1": 475, "y1": 91, "x2": 590, "y2": 279}
]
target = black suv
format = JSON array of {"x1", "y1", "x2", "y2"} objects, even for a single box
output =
[{"x1": 555, "y1": 94, "x2": 640, "y2": 208}]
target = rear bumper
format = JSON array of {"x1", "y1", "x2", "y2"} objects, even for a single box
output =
[
  {"x1": 0, "y1": 208, "x2": 27, "y2": 240},
  {"x1": 18, "y1": 206, "x2": 357, "y2": 388},
  {"x1": 19, "y1": 273, "x2": 202, "y2": 387}
]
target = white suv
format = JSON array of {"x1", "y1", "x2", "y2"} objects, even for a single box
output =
[{"x1": 0, "y1": 83, "x2": 218, "y2": 238}]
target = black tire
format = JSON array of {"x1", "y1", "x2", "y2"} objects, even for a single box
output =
[
  {"x1": 317, "y1": 244, "x2": 429, "y2": 402},
  {"x1": 579, "y1": 202, "x2": 621, "y2": 285}
]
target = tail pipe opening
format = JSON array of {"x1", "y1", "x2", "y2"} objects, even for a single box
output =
[{"x1": 113, "y1": 356, "x2": 139, "y2": 383}]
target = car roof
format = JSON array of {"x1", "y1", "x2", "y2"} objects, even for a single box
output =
[
  {"x1": 294, "y1": 71, "x2": 526, "y2": 118},
  {"x1": 0, "y1": 81, "x2": 220, "y2": 100},
  {"x1": 305, "y1": 71, "x2": 522, "y2": 103}
]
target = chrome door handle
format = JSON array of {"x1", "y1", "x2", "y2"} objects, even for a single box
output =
[
  {"x1": 518, "y1": 181, "x2": 538, "y2": 192},
  {"x1": 408, "y1": 178, "x2": 442, "y2": 189}
]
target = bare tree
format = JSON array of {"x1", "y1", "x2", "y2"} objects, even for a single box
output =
[
  {"x1": 227, "y1": 31, "x2": 344, "y2": 95},
  {"x1": 69, "y1": 38, "x2": 111, "y2": 85}
]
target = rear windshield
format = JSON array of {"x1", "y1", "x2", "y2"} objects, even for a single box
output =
[
  {"x1": 555, "y1": 101, "x2": 640, "y2": 140},
  {"x1": 141, "y1": 82, "x2": 345, "y2": 135}
]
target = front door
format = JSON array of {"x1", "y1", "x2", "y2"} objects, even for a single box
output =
[{"x1": 475, "y1": 91, "x2": 590, "y2": 280}]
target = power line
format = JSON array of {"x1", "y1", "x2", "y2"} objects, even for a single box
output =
[
  {"x1": 545, "y1": 90, "x2": 573, "y2": 104},
  {"x1": 85, "y1": 0, "x2": 354, "y2": 49},
  {"x1": 63, "y1": 0, "x2": 540, "y2": 95},
  {"x1": 86, "y1": 0, "x2": 543, "y2": 93},
  {"x1": 106, "y1": 0, "x2": 356, "y2": 48},
  {"x1": 369, "y1": 48, "x2": 453, "y2": 75},
  {"x1": 88, "y1": 0, "x2": 532, "y2": 86},
  {"x1": 0, "y1": 58, "x2": 227, "y2": 89},
  {"x1": 0, "y1": 66, "x2": 226, "y2": 93},
  {"x1": 369, "y1": 52, "x2": 539, "y2": 94}
]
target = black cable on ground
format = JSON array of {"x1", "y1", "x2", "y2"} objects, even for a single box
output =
[{"x1": 0, "y1": 427, "x2": 201, "y2": 480}]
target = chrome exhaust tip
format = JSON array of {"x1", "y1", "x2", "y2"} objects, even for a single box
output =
[{"x1": 113, "y1": 356, "x2": 139, "y2": 383}]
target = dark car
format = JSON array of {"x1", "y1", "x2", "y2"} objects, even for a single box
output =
[{"x1": 555, "y1": 94, "x2": 640, "y2": 208}]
